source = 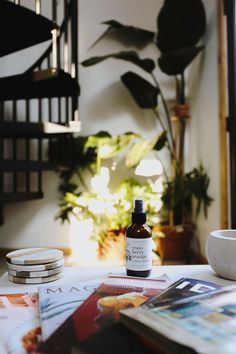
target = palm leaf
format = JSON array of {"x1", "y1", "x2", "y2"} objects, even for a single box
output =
[
  {"x1": 121, "y1": 71, "x2": 159, "y2": 109},
  {"x1": 158, "y1": 46, "x2": 204, "y2": 75},
  {"x1": 81, "y1": 51, "x2": 155, "y2": 73},
  {"x1": 154, "y1": 131, "x2": 168, "y2": 151},
  {"x1": 88, "y1": 19, "x2": 155, "y2": 50},
  {"x1": 156, "y1": 0, "x2": 206, "y2": 52}
]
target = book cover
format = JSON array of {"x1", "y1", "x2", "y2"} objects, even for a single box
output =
[
  {"x1": 143, "y1": 277, "x2": 223, "y2": 308},
  {"x1": 36, "y1": 274, "x2": 171, "y2": 354},
  {"x1": 120, "y1": 284, "x2": 236, "y2": 354},
  {"x1": 0, "y1": 292, "x2": 40, "y2": 354},
  {"x1": 38, "y1": 278, "x2": 103, "y2": 341}
]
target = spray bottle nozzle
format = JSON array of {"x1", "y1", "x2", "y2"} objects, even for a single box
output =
[
  {"x1": 134, "y1": 198, "x2": 145, "y2": 213},
  {"x1": 132, "y1": 198, "x2": 146, "y2": 223}
]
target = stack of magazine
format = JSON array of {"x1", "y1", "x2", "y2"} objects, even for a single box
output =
[{"x1": 1, "y1": 273, "x2": 236, "y2": 354}]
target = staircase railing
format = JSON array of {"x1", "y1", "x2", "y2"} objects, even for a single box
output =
[{"x1": 0, "y1": 0, "x2": 80, "y2": 225}]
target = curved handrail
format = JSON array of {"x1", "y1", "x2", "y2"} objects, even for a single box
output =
[{"x1": 24, "y1": 0, "x2": 73, "y2": 74}]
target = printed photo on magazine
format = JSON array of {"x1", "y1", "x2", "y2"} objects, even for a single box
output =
[
  {"x1": 36, "y1": 274, "x2": 171, "y2": 354},
  {"x1": 0, "y1": 293, "x2": 40, "y2": 354},
  {"x1": 120, "y1": 284, "x2": 236, "y2": 354},
  {"x1": 38, "y1": 278, "x2": 103, "y2": 341}
]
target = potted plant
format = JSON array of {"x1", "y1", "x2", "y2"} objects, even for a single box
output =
[
  {"x1": 50, "y1": 131, "x2": 163, "y2": 262},
  {"x1": 80, "y1": 0, "x2": 213, "y2": 260}
]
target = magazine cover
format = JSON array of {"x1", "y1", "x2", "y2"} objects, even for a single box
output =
[
  {"x1": 36, "y1": 274, "x2": 171, "y2": 354},
  {"x1": 143, "y1": 277, "x2": 222, "y2": 308},
  {"x1": 120, "y1": 284, "x2": 236, "y2": 354},
  {"x1": 0, "y1": 293, "x2": 40, "y2": 354},
  {"x1": 38, "y1": 278, "x2": 103, "y2": 341}
]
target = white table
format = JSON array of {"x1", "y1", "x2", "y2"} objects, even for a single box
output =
[{"x1": 0, "y1": 264, "x2": 235, "y2": 294}]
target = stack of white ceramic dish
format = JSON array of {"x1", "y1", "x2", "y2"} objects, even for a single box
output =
[{"x1": 6, "y1": 248, "x2": 64, "y2": 284}]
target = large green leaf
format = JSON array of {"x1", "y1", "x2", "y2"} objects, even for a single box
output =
[
  {"x1": 86, "y1": 132, "x2": 138, "y2": 159},
  {"x1": 184, "y1": 164, "x2": 213, "y2": 217},
  {"x1": 99, "y1": 133, "x2": 138, "y2": 159},
  {"x1": 156, "y1": 0, "x2": 206, "y2": 53},
  {"x1": 81, "y1": 51, "x2": 155, "y2": 73},
  {"x1": 88, "y1": 20, "x2": 155, "y2": 50},
  {"x1": 158, "y1": 46, "x2": 204, "y2": 75},
  {"x1": 126, "y1": 137, "x2": 158, "y2": 168},
  {"x1": 121, "y1": 71, "x2": 159, "y2": 109},
  {"x1": 85, "y1": 131, "x2": 111, "y2": 149}
]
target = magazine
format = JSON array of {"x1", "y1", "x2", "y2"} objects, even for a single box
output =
[
  {"x1": 0, "y1": 293, "x2": 40, "y2": 354},
  {"x1": 120, "y1": 284, "x2": 236, "y2": 354},
  {"x1": 65, "y1": 277, "x2": 222, "y2": 354},
  {"x1": 36, "y1": 274, "x2": 171, "y2": 354},
  {"x1": 143, "y1": 277, "x2": 223, "y2": 308},
  {"x1": 38, "y1": 278, "x2": 103, "y2": 341}
]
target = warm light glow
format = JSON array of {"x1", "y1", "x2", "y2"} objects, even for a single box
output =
[
  {"x1": 152, "y1": 216, "x2": 160, "y2": 224},
  {"x1": 88, "y1": 199, "x2": 106, "y2": 214},
  {"x1": 149, "y1": 199, "x2": 163, "y2": 212},
  {"x1": 111, "y1": 161, "x2": 117, "y2": 171},
  {"x1": 124, "y1": 201, "x2": 131, "y2": 211},
  {"x1": 153, "y1": 177, "x2": 164, "y2": 193},
  {"x1": 135, "y1": 159, "x2": 163, "y2": 177},
  {"x1": 75, "y1": 197, "x2": 87, "y2": 207},
  {"x1": 69, "y1": 217, "x2": 98, "y2": 266},
  {"x1": 68, "y1": 163, "x2": 164, "y2": 266},
  {"x1": 99, "y1": 145, "x2": 113, "y2": 157},
  {"x1": 91, "y1": 167, "x2": 110, "y2": 195}
]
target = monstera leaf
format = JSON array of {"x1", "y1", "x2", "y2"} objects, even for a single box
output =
[
  {"x1": 121, "y1": 71, "x2": 159, "y2": 109},
  {"x1": 89, "y1": 20, "x2": 155, "y2": 50},
  {"x1": 156, "y1": 0, "x2": 206, "y2": 53},
  {"x1": 81, "y1": 51, "x2": 155, "y2": 73},
  {"x1": 158, "y1": 46, "x2": 205, "y2": 75}
]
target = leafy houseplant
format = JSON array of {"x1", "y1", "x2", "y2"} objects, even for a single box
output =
[
  {"x1": 81, "y1": 0, "x2": 213, "y2": 232},
  {"x1": 50, "y1": 131, "x2": 163, "y2": 261}
]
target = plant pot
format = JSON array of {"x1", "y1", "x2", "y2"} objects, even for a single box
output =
[{"x1": 154, "y1": 224, "x2": 195, "y2": 261}]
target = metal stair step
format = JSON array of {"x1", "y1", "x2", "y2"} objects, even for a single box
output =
[
  {"x1": 0, "y1": 192, "x2": 44, "y2": 205},
  {"x1": 0, "y1": 1, "x2": 58, "y2": 57},
  {"x1": 0, "y1": 69, "x2": 80, "y2": 100},
  {"x1": 0, "y1": 161, "x2": 56, "y2": 172},
  {"x1": 0, "y1": 121, "x2": 81, "y2": 138}
]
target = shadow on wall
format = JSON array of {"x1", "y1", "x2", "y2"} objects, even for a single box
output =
[
  {"x1": 0, "y1": 172, "x2": 70, "y2": 249},
  {"x1": 83, "y1": 81, "x2": 158, "y2": 134}
]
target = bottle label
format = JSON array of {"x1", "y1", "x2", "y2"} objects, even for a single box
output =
[{"x1": 126, "y1": 237, "x2": 152, "y2": 271}]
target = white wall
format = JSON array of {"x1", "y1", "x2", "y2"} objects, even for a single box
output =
[
  {"x1": 189, "y1": 0, "x2": 220, "y2": 255},
  {"x1": 0, "y1": 0, "x2": 220, "y2": 257}
]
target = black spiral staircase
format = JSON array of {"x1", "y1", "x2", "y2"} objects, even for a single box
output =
[{"x1": 0, "y1": 0, "x2": 80, "y2": 224}]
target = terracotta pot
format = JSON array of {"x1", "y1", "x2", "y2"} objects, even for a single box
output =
[{"x1": 154, "y1": 224, "x2": 195, "y2": 261}]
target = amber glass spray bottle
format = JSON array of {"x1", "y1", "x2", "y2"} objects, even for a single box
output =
[{"x1": 126, "y1": 198, "x2": 152, "y2": 277}]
